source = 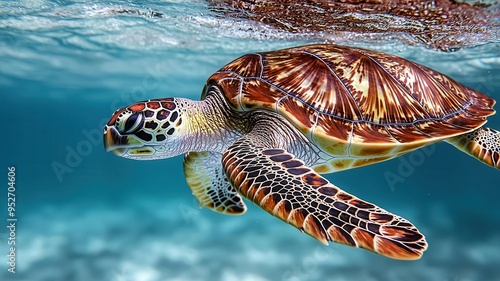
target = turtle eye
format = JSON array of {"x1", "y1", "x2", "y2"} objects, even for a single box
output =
[
  {"x1": 124, "y1": 112, "x2": 144, "y2": 133},
  {"x1": 116, "y1": 111, "x2": 145, "y2": 134}
]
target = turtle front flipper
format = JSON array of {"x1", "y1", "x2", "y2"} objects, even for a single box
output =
[
  {"x1": 222, "y1": 138, "x2": 427, "y2": 260},
  {"x1": 447, "y1": 127, "x2": 500, "y2": 169},
  {"x1": 184, "y1": 151, "x2": 247, "y2": 215}
]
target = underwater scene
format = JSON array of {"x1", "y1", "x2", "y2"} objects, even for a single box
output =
[{"x1": 1, "y1": 0, "x2": 500, "y2": 280}]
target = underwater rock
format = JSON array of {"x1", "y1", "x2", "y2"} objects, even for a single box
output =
[{"x1": 208, "y1": 0, "x2": 500, "y2": 51}]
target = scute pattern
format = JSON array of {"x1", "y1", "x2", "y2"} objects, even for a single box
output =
[
  {"x1": 359, "y1": 49, "x2": 471, "y2": 118},
  {"x1": 207, "y1": 44, "x2": 496, "y2": 162},
  {"x1": 277, "y1": 96, "x2": 318, "y2": 137},
  {"x1": 220, "y1": 53, "x2": 263, "y2": 78},
  {"x1": 261, "y1": 50, "x2": 362, "y2": 120}
]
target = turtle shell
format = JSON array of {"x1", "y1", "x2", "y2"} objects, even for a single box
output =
[{"x1": 205, "y1": 44, "x2": 496, "y2": 170}]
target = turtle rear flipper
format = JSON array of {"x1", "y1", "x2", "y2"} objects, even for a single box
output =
[
  {"x1": 222, "y1": 135, "x2": 427, "y2": 260},
  {"x1": 447, "y1": 127, "x2": 500, "y2": 169}
]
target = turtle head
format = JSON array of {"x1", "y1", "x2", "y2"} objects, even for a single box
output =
[{"x1": 104, "y1": 98, "x2": 186, "y2": 160}]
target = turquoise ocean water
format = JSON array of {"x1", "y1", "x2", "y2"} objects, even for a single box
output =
[{"x1": 1, "y1": 1, "x2": 500, "y2": 280}]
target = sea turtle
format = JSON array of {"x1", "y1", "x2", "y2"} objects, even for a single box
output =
[{"x1": 103, "y1": 44, "x2": 499, "y2": 260}]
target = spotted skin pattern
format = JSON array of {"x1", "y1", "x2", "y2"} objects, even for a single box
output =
[
  {"x1": 184, "y1": 151, "x2": 246, "y2": 214},
  {"x1": 447, "y1": 127, "x2": 500, "y2": 169},
  {"x1": 104, "y1": 99, "x2": 183, "y2": 158},
  {"x1": 222, "y1": 136, "x2": 427, "y2": 260}
]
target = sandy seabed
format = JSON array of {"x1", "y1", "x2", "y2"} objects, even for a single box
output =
[{"x1": 3, "y1": 197, "x2": 499, "y2": 281}]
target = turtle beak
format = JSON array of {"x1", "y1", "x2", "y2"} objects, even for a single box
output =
[{"x1": 103, "y1": 126, "x2": 143, "y2": 156}]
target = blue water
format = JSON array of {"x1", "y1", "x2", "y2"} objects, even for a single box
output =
[{"x1": 1, "y1": 1, "x2": 500, "y2": 281}]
